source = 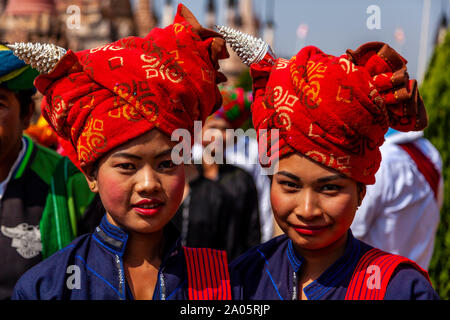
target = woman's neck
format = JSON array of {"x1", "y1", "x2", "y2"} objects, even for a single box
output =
[
  {"x1": 295, "y1": 232, "x2": 349, "y2": 284},
  {"x1": 122, "y1": 230, "x2": 165, "y2": 300},
  {"x1": 124, "y1": 230, "x2": 165, "y2": 266}
]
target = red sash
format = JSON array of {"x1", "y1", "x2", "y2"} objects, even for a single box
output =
[
  {"x1": 398, "y1": 142, "x2": 440, "y2": 200},
  {"x1": 345, "y1": 248, "x2": 431, "y2": 300},
  {"x1": 183, "y1": 247, "x2": 232, "y2": 300}
]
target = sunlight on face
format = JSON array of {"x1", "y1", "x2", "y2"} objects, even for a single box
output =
[
  {"x1": 270, "y1": 153, "x2": 365, "y2": 253},
  {"x1": 88, "y1": 129, "x2": 185, "y2": 235}
]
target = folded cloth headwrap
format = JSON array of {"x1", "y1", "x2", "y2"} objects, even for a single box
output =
[
  {"x1": 212, "y1": 85, "x2": 253, "y2": 129},
  {"x1": 0, "y1": 44, "x2": 39, "y2": 92},
  {"x1": 251, "y1": 42, "x2": 427, "y2": 185},
  {"x1": 35, "y1": 4, "x2": 228, "y2": 173}
]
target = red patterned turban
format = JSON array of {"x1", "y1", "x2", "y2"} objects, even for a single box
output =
[
  {"x1": 251, "y1": 42, "x2": 427, "y2": 184},
  {"x1": 35, "y1": 4, "x2": 228, "y2": 173}
]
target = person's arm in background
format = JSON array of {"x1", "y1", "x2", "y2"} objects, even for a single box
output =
[{"x1": 350, "y1": 156, "x2": 386, "y2": 241}]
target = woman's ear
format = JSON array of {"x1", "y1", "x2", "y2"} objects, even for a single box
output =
[{"x1": 84, "y1": 167, "x2": 99, "y2": 193}]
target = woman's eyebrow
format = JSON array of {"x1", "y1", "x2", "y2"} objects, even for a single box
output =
[
  {"x1": 276, "y1": 171, "x2": 347, "y2": 183},
  {"x1": 155, "y1": 148, "x2": 173, "y2": 158},
  {"x1": 317, "y1": 174, "x2": 347, "y2": 183},
  {"x1": 111, "y1": 152, "x2": 142, "y2": 160},
  {"x1": 111, "y1": 148, "x2": 173, "y2": 160},
  {"x1": 276, "y1": 171, "x2": 300, "y2": 182}
]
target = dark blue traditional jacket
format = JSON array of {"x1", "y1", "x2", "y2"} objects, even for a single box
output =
[
  {"x1": 230, "y1": 230, "x2": 439, "y2": 300},
  {"x1": 12, "y1": 215, "x2": 193, "y2": 300}
]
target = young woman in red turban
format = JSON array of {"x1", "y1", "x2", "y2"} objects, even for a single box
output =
[
  {"x1": 230, "y1": 42, "x2": 439, "y2": 300},
  {"x1": 12, "y1": 4, "x2": 232, "y2": 300}
]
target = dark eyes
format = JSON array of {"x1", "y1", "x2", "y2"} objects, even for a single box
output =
[
  {"x1": 158, "y1": 159, "x2": 176, "y2": 170},
  {"x1": 279, "y1": 180, "x2": 299, "y2": 189},
  {"x1": 114, "y1": 160, "x2": 176, "y2": 173},
  {"x1": 278, "y1": 180, "x2": 342, "y2": 193},
  {"x1": 321, "y1": 184, "x2": 342, "y2": 192},
  {"x1": 115, "y1": 163, "x2": 135, "y2": 171}
]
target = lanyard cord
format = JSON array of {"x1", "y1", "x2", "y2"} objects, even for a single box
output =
[
  {"x1": 292, "y1": 271, "x2": 298, "y2": 300},
  {"x1": 180, "y1": 194, "x2": 191, "y2": 247},
  {"x1": 159, "y1": 271, "x2": 166, "y2": 300}
]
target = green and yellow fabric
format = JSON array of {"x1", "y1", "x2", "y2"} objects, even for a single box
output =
[{"x1": 0, "y1": 44, "x2": 39, "y2": 92}]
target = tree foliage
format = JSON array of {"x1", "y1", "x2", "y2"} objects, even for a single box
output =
[{"x1": 420, "y1": 28, "x2": 450, "y2": 299}]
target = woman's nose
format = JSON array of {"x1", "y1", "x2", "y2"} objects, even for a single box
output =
[
  {"x1": 296, "y1": 189, "x2": 322, "y2": 220},
  {"x1": 135, "y1": 167, "x2": 161, "y2": 194}
]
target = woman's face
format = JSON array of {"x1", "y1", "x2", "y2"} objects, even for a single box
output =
[
  {"x1": 88, "y1": 129, "x2": 185, "y2": 235},
  {"x1": 270, "y1": 153, "x2": 365, "y2": 253}
]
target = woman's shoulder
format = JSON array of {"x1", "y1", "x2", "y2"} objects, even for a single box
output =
[
  {"x1": 350, "y1": 240, "x2": 439, "y2": 300},
  {"x1": 385, "y1": 264, "x2": 440, "y2": 300}
]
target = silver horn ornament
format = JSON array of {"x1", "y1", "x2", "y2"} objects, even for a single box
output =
[
  {"x1": 6, "y1": 42, "x2": 67, "y2": 74},
  {"x1": 215, "y1": 25, "x2": 276, "y2": 66}
]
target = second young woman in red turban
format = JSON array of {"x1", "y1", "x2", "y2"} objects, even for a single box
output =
[{"x1": 230, "y1": 41, "x2": 438, "y2": 300}]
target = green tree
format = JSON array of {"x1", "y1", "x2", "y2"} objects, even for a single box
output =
[{"x1": 420, "y1": 28, "x2": 450, "y2": 299}]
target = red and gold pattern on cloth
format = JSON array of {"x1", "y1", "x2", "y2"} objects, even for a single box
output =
[
  {"x1": 251, "y1": 43, "x2": 427, "y2": 185},
  {"x1": 34, "y1": 4, "x2": 226, "y2": 173}
]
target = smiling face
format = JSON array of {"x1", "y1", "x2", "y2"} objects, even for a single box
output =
[
  {"x1": 87, "y1": 129, "x2": 185, "y2": 235},
  {"x1": 270, "y1": 153, "x2": 365, "y2": 254}
]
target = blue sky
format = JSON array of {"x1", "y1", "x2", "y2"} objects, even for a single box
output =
[{"x1": 144, "y1": 0, "x2": 449, "y2": 82}]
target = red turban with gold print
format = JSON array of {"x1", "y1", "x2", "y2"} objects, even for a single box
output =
[
  {"x1": 35, "y1": 4, "x2": 228, "y2": 173},
  {"x1": 251, "y1": 42, "x2": 427, "y2": 184}
]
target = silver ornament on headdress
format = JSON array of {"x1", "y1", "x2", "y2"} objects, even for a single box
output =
[
  {"x1": 5, "y1": 42, "x2": 67, "y2": 74},
  {"x1": 215, "y1": 25, "x2": 276, "y2": 66}
]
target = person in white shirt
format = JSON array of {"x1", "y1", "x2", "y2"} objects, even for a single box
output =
[{"x1": 351, "y1": 129, "x2": 443, "y2": 269}]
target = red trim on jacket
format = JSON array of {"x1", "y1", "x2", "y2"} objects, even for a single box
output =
[
  {"x1": 183, "y1": 247, "x2": 232, "y2": 300},
  {"x1": 345, "y1": 248, "x2": 431, "y2": 300}
]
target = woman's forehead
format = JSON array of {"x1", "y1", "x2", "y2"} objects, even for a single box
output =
[
  {"x1": 277, "y1": 153, "x2": 347, "y2": 179},
  {"x1": 108, "y1": 129, "x2": 175, "y2": 158}
]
